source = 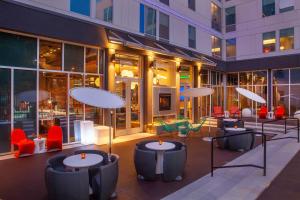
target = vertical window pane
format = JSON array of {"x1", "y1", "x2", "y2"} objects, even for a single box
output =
[
  {"x1": 159, "y1": 12, "x2": 169, "y2": 41},
  {"x1": 212, "y1": 36, "x2": 222, "y2": 58},
  {"x1": 280, "y1": 28, "x2": 294, "y2": 51},
  {"x1": 290, "y1": 68, "x2": 300, "y2": 84},
  {"x1": 273, "y1": 85, "x2": 289, "y2": 114},
  {"x1": 273, "y1": 69, "x2": 289, "y2": 84},
  {"x1": 227, "y1": 73, "x2": 238, "y2": 85},
  {"x1": 262, "y1": 0, "x2": 275, "y2": 17},
  {"x1": 39, "y1": 72, "x2": 68, "y2": 143},
  {"x1": 0, "y1": 69, "x2": 11, "y2": 153},
  {"x1": 225, "y1": 7, "x2": 236, "y2": 32},
  {"x1": 14, "y1": 70, "x2": 37, "y2": 139},
  {"x1": 263, "y1": 31, "x2": 276, "y2": 53},
  {"x1": 159, "y1": 0, "x2": 169, "y2": 6},
  {"x1": 188, "y1": 25, "x2": 196, "y2": 49},
  {"x1": 226, "y1": 38, "x2": 236, "y2": 60},
  {"x1": 290, "y1": 85, "x2": 300, "y2": 116},
  {"x1": 64, "y1": 44, "x2": 84, "y2": 72},
  {"x1": 239, "y1": 72, "x2": 252, "y2": 85},
  {"x1": 70, "y1": 0, "x2": 91, "y2": 16},
  {"x1": 39, "y1": 40, "x2": 62, "y2": 70},
  {"x1": 211, "y1": 3, "x2": 221, "y2": 32},
  {"x1": 188, "y1": 0, "x2": 196, "y2": 11},
  {"x1": 253, "y1": 71, "x2": 268, "y2": 85},
  {"x1": 86, "y1": 48, "x2": 98, "y2": 73},
  {"x1": 145, "y1": 6, "x2": 156, "y2": 37},
  {"x1": 0, "y1": 32, "x2": 37, "y2": 68},
  {"x1": 96, "y1": 0, "x2": 113, "y2": 22},
  {"x1": 85, "y1": 75, "x2": 103, "y2": 125},
  {"x1": 69, "y1": 74, "x2": 84, "y2": 143}
]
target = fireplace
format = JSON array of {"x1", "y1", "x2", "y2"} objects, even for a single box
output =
[{"x1": 159, "y1": 93, "x2": 171, "y2": 111}]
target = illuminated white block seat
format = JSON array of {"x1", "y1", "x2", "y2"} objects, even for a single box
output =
[
  {"x1": 94, "y1": 126, "x2": 113, "y2": 145},
  {"x1": 74, "y1": 120, "x2": 94, "y2": 145}
]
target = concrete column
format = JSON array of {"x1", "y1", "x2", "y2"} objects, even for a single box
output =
[
  {"x1": 268, "y1": 69, "x2": 272, "y2": 111},
  {"x1": 143, "y1": 55, "x2": 154, "y2": 132},
  {"x1": 193, "y1": 65, "x2": 199, "y2": 123},
  {"x1": 223, "y1": 73, "x2": 227, "y2": 111}
]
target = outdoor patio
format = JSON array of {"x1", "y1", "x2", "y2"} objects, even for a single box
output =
[{"x1": 0, "y1": 127, "x2": 245, "y2": 200}]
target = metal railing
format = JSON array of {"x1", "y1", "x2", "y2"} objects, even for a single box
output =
[
  {"x1": 262, "y1": 118, "x2": 300, "y2": 143},
  {"x1": 211, "y1": 131, "x2": 266, "y2": 177}
]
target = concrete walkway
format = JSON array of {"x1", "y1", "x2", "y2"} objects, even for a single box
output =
[{"x1": 162, "y1": 131, "x2": 300, "y2": 200}]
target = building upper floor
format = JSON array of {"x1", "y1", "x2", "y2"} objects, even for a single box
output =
[{"x1": 6, "y1": 0, "x2": 300, "y2": 63}]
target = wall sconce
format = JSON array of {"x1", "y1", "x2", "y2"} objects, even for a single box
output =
[{"x1": 177, "y1": 66, "x2": 182, "y2": 72}]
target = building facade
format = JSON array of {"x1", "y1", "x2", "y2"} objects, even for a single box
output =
[{"x1": 0, "y1": 0, "x2": 299, "y2": 155}]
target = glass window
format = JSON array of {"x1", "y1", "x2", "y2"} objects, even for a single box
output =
[
  {"x1": 0, "y1": 32, "x2": 37, "y2": 68},
  {"x1": 160, "y1": 0, "x2": 169, "y2": 6},
  {"x1": 212, "y1": 36, "x2": 222, "y2": 58},
  {"x1": 290, "y1": 85, "x2": 300, "y2": 116},
  {"x1": 290, "y1": 68, "x2": 300, "y2": 84},
  {"x1": 263, "y1": 31, "x2": 276, "y2": 53},
  {"x1": 200, "y1": 69, "x2": 209, "y2": 85},
  {"x1": 239, "y1": 72, "x2": 252, "y2": 85},
  {"x1": 39, "y1": 72, "x2": 68, "y2": 143},
  {"x1": 279, "y1": 0, "x2": 294, "y2": 13},
  {"x1": 69, "y1": 74, "x2": 84, "y2": 143},
  {"x1": 14, "y1": 70, "x2": 37, "y2": 139},
  {"x1": 280, "y1": 27, "x2": 294, "y2": 51},
  {"x1": 39, "y1": 40, "x2": 62, "y2": 70},
  {"x1": 70, "y1": 0, "x2": 90, "y2": 16},
  {"x1": 273, "y1": 85, "x2": 289, "y2": 113},
  {"x1": 273, "y1": 69, "x2": 289, "y2": 84},
  {"x1": 262, "y1": 0, "x2": 275, "y2": 17},
  {"x1": 0, "y1": 68, "x2": 11, "y2": 153},
  {"x1": 211, "y1": 3, "x2": 221, "y2": 32},
  {"x1": 188, "y1": 25, "x2": 196, "y2": 49},
  {"x1": 85, "y1": 75, "x2": 103, "y2": 125},
  {"x1": 145, "y1": 6, "x2": 156, "y2": 37},
  {"x1": 86, "y1": 48, "x2": 98, "y2": 73},
  {"x1": 226, "y1": 38, "x2": 236, "y2": 60},
  {"x1": 188, "y1": 0, "x2": 196, "y2": 11},
  {"x1": 253, "y1": 71, "x2": 268, "y2": 85},
  {"x1": 114, "y1": 54, "x2": 140, "y2": 79},
  {"x1": 227, "y1": 73, "x2": 238, "y2": 85},
  {"x1": 96, "y1": 0, "x2": 113, "y2": 22},
  {"x1": 225, "y1": 7, "x2": 236, "y2": 32},
  {"x1": 64, "y1": 44, "x2": 84, "y2": 72},
  {"x1": 159, "y1": 12, "x2": 169, "y2": 42}
]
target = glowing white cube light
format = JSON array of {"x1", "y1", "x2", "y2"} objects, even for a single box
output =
[{"x1": 77, "y1": 120, "x2": 95, "y2": 145}]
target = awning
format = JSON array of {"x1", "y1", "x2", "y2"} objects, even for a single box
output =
[{"x1": 106, "y1": 29, "x2": 216, "y2": 66}]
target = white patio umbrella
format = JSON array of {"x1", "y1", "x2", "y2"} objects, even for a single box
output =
[
  {"x1": 236, "y1": 87, "x2": 266, "y2": 132},
  {"x1": 181, "y1": 87, "x2": 214, "y2": 141},
  {"x1": 70, "y1": 87, "x2": 125, "y2": 157}
]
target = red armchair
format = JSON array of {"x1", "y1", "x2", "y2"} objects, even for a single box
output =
[
  {"x1": 275, "y1": 106, "x2": 285, "y2": 120},
  {"x1": 212, "y1": 106, "x2": 224, "y2": 118},
  {"x1": 259, "y1": 105, "x2": 268, "y2": 119},
  {"x1": 230, "y1": 106, "x2": 240, "y2": 117},
  {"x1": 47, "y1": 126, "x2": 63, "y2": 151},
  {"x1": 11, "y1": 129, "x2": 35, "y2": 158}
]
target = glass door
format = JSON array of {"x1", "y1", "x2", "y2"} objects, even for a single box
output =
[
  {"x1": 115, "y1": 78, "x2": 142, "y2": 136},
  {"x1": 180, "y1": 84, "x2": 192, "y2": 119}
]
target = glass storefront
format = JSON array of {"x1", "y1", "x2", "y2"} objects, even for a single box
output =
[
  {"x1": 199, "y1": 69, "x2": 224, "y2": 118},
  {"x1": 273, "y1": 68, "x2": 300, "y2": 116},
  {"x1": 227, "y1": 71, "x2": 267, "y2": 113},
  {"x1": 0, "y1": 31, "x2": 103, "y2": 154}
]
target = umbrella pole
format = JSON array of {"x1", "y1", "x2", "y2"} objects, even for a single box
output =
[{"x1": 109, "y1": 109, "x2": 113, "y2": 161}]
